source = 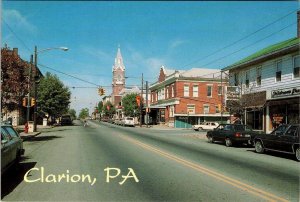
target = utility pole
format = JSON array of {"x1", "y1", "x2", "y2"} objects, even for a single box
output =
[
  {"x1": 27, "y1": 55, "x2": 33, "y2": 123},
  {"x1": 33, "y1": 46, "x2": 38, "y2": 132},
  {"x1": 140, "y1": 73, "x2": 143, "y2": 127},
  {"x1": 221, "y1": 71, "x2": 223, "y2": 123},
  {"x1": 146, "y1": 81, "x2": 149, "y2": 128}
]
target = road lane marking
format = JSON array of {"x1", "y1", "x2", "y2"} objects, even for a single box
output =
[{"x1": 120, "y1": 135, "x2": 288, "y2": 202}]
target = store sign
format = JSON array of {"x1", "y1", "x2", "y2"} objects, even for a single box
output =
[
  {"x1": 271, "y1": 87, "x2": 300, "y2": 99},
  {"x1": 225, "y1": 86, "x2": 241, "y2": 101}
]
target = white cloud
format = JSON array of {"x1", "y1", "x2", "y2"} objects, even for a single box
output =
[
  {"x1": 3, "y1": 9, "x2": 37, "y2": 34},
  {"x1": 169, "y1": 39, "x2": 186, "y2": 49}
]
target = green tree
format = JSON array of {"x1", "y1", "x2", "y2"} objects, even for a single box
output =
[
  {"x1": 37, "y1": 72, "x2": 71, "y2": 119},
  {"x1": 98, "y1": 101, "x2": 103, "y2": 113},
  {"x1": 68, "y1": 108, "x2": 77, "y2": 120},
  {"x1": 103, "y1": 101, "x2": 115, "y2": 117},
  {"x1": 122, "y1": 93, "x2": 140, "y2": 117},
  {"x1": 79, "y1": 108, "x2": 89, "y2": 119}
]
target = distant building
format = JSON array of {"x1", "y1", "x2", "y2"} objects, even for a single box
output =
[
  {"x1": 111, "y1": 46, "x2": 125, "y2": 107},
  {"x1": 149, "y1": 66, "x2": 229, "y2": 128},
  {"x1": 222, "y1": 11, "x2": 300, "y2": 132}
]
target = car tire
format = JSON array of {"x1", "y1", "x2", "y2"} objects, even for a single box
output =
[
  {"x1": 255, "y1": 141, "x2": 264, "y2": 153},
  {"x1": 295, "y1": 147, "x2": 300, "y2": 162},
  {"x1": 199, "y1": 127, "x2": 203, "y2": 131},
  {"x1": 208, "y1": 136, "x2": 214, "y2": 143},
  {"x1": 225, "y1": 138, "x2": 232, "y2": 147}
]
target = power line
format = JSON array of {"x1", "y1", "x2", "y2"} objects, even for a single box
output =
[
  {"x1": 201, "y1": 21, "x2": 296, "y2": 68},
  {"x1": 2, "y1": 19, "x2": 32, "y2": 54},
  {"x1": 181, "y1": 9, "x2": 298, "y2": 69}
]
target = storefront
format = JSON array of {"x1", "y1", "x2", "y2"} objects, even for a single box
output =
[{"x1": 266, "y1": 87, "x2": 300, "y2": 133}]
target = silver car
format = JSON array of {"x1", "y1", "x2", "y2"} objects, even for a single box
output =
[
  {"x1": 121, "y1": 117, "x2": 135, "y2": 127},
  {"x1": 1, "y1": 125, "x2": 25, "y2": 174}
]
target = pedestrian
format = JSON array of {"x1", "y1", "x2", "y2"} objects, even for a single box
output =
[{"x1": 84, "y1": 120, "x2": 88, "y2": 127}]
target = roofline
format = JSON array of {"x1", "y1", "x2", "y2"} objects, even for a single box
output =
[{"x1": 222, "y1": 42, "x2": 299, "y2": 71}]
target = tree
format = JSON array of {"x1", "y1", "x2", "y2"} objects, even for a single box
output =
[
  {"x1": 68, "y1": 109, "x2": 77, "y2": 120},
  {"x1": 97, "y1": 101, "x2": 103, "y2": 113},
  {"x1": 37, "y1": 72, "x2": 71, "y2": 119},
  {"x1": 103, "y1": 101, "x2": 115, "y2": 117},
  {"x1": 79, "y1": 108, "x2": 89, "y2": 119},
  {"x1": 122, "y1": 93, "x2": 140, "y2": 117},
  {"x1": 1, "y1": 47, "x2": 28, "y2": 112}
]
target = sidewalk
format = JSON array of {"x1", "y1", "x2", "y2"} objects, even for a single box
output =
[{"x1": 16, "y1": 125, "x2": 53, "y2": 140}]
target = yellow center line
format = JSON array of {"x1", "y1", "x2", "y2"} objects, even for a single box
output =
[{"x1": 120, "y1": 135, "x2": 288, "y2": 202}]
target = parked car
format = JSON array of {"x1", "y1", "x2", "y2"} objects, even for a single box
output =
[
  {"x1": 114, "y1": 118, "x2": 122, "y2": 125},
  {"x1": 60, "y1": 115, "x2": 72, "y2": 126},
  {"x1": 193, "y1": 122, "x2": 219, "y2": 131},
  {"x1": 121, "y1": 117, "x2": 135, "y2": 127},
  {"x1": 206, "y1": 124, "x2": 257, "y2": 147},
  {"x1": 254, "y1": 124, "x2": 300, "y2": 161},
  {"x1": 1, "y1": 125, "x2": 25, "y2": 174}
]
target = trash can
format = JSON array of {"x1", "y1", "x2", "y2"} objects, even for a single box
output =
[
  {"x1": 28, "y1": 121, "x2": 34, "y2": 133},
  {"x1": 43, "y1": 118, "x2": 47, "y2": 126}
]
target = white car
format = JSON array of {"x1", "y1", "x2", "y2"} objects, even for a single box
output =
[
  {"x1": 121, "y1": 117, "x2": 135, "y2": 127},
  {"x1": 192, "y1": 122, "x2": 219, "y2": 131}
]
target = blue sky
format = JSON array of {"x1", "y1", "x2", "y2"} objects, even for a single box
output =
[{"x1": 2, "y1": 1, "x2": 298, "y2": 114}]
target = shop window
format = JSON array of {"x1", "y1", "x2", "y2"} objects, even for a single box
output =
[
  {"x1": 184, "y1": 85, "x2": 189, "y2": 97},
  {"x1": 193, "y1": 85, "x2": 198, "y2": 97},
  {"x1": 276, "y1": 61, "x2": 282, "y2": 82},
  {"x1": 256, "y1": 67, "x2": 262, "y2": 86},
  {"x1": 294, "y1": 55, "x2": 300, "y2": 78},
  {"x1": 207, "y1": 85, "x2": 212, "y2": 97}
]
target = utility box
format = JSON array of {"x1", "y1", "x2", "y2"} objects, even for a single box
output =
[
  {"x1": 28, "y1": 121, "x2": 34, "y2": 133},
  {"x1": 43, "y1": 118, "x2": 47, "y2": 126}
]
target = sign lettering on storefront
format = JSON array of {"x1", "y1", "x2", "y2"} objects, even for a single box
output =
[
  {"x1": 225, "y1": 86, "x2": 241, "y2": 102},
  {"x1": 271, "y1": 87, "x2": 300, "y2": 98}
]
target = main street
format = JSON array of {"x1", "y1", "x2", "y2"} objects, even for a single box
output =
[{"x1": 2, "y1": 120, "x2": 299, "y2": 201}]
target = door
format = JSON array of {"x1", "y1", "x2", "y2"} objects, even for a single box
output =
[
  {"x1": 277, "y1": 126, "x2": 298, "y2": 153},
  {"x1": 263, "y1": 125, "x2": 288, "y2": 150}
]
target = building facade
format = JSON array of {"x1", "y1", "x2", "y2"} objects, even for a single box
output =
[
  {"x1": 223, "y1": 37, "x2": 300, "y2": 133},
  {"x1": 149, "y1": 66, "x2": 229, "y2": 128}
]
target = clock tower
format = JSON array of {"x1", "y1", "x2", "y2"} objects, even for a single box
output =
[{"x1": 112, "y1": 46, "x2": 125, "y2": 106}]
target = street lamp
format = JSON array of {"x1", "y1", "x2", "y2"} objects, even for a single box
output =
[{"x1": 33, "y1": 46, "x2": 68, "y2": 132}]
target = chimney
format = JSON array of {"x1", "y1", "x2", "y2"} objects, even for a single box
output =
[
  {"x1": 13, "y1": 48, "x2": 18, "y2": 56},
  {"x1": 297, "y1": 11, "x2": 300, "y2": 38}
]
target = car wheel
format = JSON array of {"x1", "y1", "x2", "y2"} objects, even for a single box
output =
[
  {"x1": 208, "y1": 136, "x2": 214, "y2": 143},
  {"x1": 255, "y1": 141, "x2": 264, "y2": 153},
  {"x1": 225, "y1": 138, "x2": 232, "y2": 147},
  {"x1": 199, "y1": 127, "x2": 203, "y2": 131},
  {"x1": 295, "y1": 147, "x2": 300, "y2": 161}
]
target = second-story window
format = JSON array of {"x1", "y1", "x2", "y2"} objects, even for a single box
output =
[
  {"x1": 207, "y1": 85, "x2": 212, "y2": 97},
  {"x1": 172, "y1": 85, "x2": 175, "y2": 97},
  {"x1": 203, "y1": 104, "x2": 210, "y2": 114},
  {"x1": 276, "y1": 60, "x2": 282, "y2": 82},
  {"x1": 294, "y1": 55, "x2": 300, "y2": 78},
  {"x1": 245, "y1": 71, "x2": 249, "y2": 88},
  {"x1": 193, "y1": 85, "x2": 198, "y2": 97},
  {"x1": 218, "y1": 86, "x2": 223, "y2": 95},
  {"x1": 161, "y1": 88, "x2": 165, "y2": 100},
  {"x1": 166, "y1": 86, "x2": 169, "y2": 99},
  {"x1": 234, "y1": 73, "x2": 239, "y2": 86},
  {"x1": 184, "y1": 85, "x2": 189, "y2": 97},
  {"x1": 256, "y1": 67, "x2": 262, "y2": 86}
]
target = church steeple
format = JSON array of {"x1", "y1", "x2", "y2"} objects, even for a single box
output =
[{"x1": 112, "y1": 46, "x2": 125, "y2": 71}]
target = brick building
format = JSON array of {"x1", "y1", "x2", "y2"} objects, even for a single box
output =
[{"x1": 149, "y1": 66, "x2": 229, "y2": 128}]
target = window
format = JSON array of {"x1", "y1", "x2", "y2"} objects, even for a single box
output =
[
  {"x1": 234, "y1": 73, "x2": 239, "y2": 86},
  {"x1": 276, "y1": 61, "x2": 282, "y2": 82},
  {"x1": 207, "y1": 85, "x2": 212, "y2": 97},
  {"x1": 294, "y1": 56, "x2": 300, "y2": 78},
  {"x1": 169, "y1": 106, "x2": 174, "y2": 117},
  {"x1": 218, "y1": 86, "x2": 223, "y2": 95},
  {"x1": 187, "y1": 104, "x2": 195, "y2": 114},
  {"x1": 166, "y1": 86, "x2": 169, "y2": 99},
  {"x1": 245, "y1": 71, "x2": 249, "y2": 88},
  {"x1": 256, "y1": 67, "x2": 262, "y2": 86},
  {"x1": 215, "y1": 105, "x2": 220, "y2": 113},
  {"x1": 184, "y1": 85, "x2": 189, "y2": 97},
  {"x1": 161, "y1": 88, "x2": 165, "y2": 100},
  {"x1": 204, "y1": 105, "x2": 210, "y2": 114},
  {"x1": 172, "y1": 85, "x2": 174, "y2": 97},
  {"x1": 193, "y1": 85, "x2": 198, "y2": 97}
]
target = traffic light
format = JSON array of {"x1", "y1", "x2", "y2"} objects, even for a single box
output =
[
  {"x1": 98, "y1": 88, "x2": 102, "y2": 96},
  {"x1": 22, "y1": 97, "x2": 27, "y2": 107},
  {"x1": 102, "y1": 88, "x2": 106, "y2": 95},
  {"x1": 31, "y1": 98, "x2": 36, "y2": 106},
  {"x1": 98, "y1": 88, "x2": 106, "y2": 96}
]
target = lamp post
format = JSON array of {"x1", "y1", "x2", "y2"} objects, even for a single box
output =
[{"x1": 33, "y1": 46, "x2": 68, "y2": 132}]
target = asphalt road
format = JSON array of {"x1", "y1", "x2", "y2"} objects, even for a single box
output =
[{"x1": 2, "y1": 120, "x2": 299, "y2": 201}]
